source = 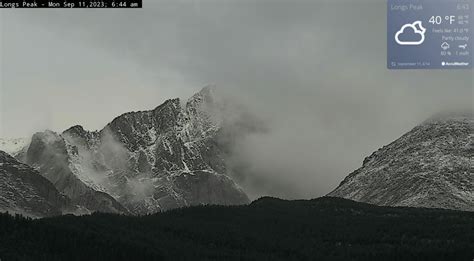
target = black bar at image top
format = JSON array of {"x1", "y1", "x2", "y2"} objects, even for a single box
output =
[{"x1": 0, "y1": 0, "x2": 142, "y2": 8}]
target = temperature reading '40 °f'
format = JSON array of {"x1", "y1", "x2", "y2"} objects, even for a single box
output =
[{"x1": 429, "y1": 15, "x2": 456, "y2": 25}]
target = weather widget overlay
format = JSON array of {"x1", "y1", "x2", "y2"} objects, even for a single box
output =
[{"x1": 388, "y1": 0, "x2": 472, "y2": 69}]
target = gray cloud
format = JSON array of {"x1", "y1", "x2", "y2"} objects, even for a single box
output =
[{"x1": 0, "y1": 0, "x2": 472, "y2": 199}]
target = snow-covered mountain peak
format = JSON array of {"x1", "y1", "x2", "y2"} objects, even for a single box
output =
[
  {"x1": 15, "y1": 87, "x2": 249, "y2": 215},
  {"x1": 186, "y1": 85, "x2": 217, "y2": 108}
]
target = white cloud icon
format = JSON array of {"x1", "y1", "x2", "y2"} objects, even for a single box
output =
[{"x1": 395, "y1": 21, "x2": 426, "y2": 46}]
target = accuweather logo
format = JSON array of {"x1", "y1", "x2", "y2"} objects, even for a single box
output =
[{"x1": 395, "y1": 21, "x2": 426, "y2": 46}]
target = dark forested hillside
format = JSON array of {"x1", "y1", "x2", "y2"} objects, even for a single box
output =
[{"x1": 0, "y1": 197, "x2": 473, "y2": 261}]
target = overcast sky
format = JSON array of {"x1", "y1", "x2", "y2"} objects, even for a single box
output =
[{"x1": 0, "y1": 0, "x2": 472, "y2": 198}]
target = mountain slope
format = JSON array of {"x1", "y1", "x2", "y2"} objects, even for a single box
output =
[
  {"x1": 328, "y1": 114, "x2": 473, "y2": 211},
  {"x1": 0, "y1": 150, "x2": 71, "y2": 217}
]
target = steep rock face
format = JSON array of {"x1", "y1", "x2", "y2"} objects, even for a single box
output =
[
  {"x1": 25, "y1": 131, "x2": 128, "y2": 214},
  {"x1": 26, "y1": 87, "x2": 249, "y2": 215},
  {"x1": 328, "y1": 114, "x2": 473, "y2": 211},
  {"x1": 0, "y1": 151, "x2": 70, "y2": 217}
]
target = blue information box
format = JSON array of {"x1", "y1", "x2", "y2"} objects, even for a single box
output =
[{"x1": 388, "y1": 0, "x2": 473, "y2": 69}]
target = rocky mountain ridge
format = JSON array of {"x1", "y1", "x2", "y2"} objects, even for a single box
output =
[{"x1": 19, "y1": 87, "x2": 249, "y2": 215}]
